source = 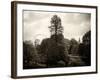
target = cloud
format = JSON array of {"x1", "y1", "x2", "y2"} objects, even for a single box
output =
[
  {"x1": 23, "y1": 11, "x2": 91, "y2": 43},
  {"x1": 23, "y1": 11, "x2": 50, "y2": 23}
]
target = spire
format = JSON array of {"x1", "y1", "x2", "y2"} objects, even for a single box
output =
[{"x1": 79, "y1": 37, "x2": 80, "y2": 43}]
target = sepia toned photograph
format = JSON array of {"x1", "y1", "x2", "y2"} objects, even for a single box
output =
[
  {"x1": 11, "y1": 1, "x2": 97, "y2": 78},
  {"x1": 23, "y1": 11, "x2": 91, "y2": 69}
]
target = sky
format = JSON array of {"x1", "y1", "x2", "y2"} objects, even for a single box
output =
[{"x1": 23, "y1": 10, "x2": 91, "y2": 44}]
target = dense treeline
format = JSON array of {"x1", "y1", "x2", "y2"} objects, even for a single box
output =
[
  {"x1": 23, "y1": 15, "x2": 91, "y2": 69},
  {"x1": 23, "y1": 31, "x2": 91, "y2": 69}
]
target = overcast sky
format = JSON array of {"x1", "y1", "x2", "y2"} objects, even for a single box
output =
[{"x1": 23, "y1": 10, "x2": 91, "y2": 44}]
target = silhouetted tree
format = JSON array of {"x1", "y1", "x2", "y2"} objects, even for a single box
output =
[
  {"x1": 78, "y1": 31, "x2": 91, "y2": 66},
  {"x1": 69, "y1": 38, "x2": 79, "y2": 55},
  {"x1": 82, "y1": 31, "x2": 91, "y2": 45},
  {"x1": 23, "y1": 40, "x2": 40, "y2": 69},
  {"x1": 42, "y1": 15, "x2": 69, "y2": 67},
  {"x1": 48, "y1": 15, "x2": 63, "y2": 43}
]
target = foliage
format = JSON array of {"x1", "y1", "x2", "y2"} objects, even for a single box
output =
[
  {"x1": 78, "y1": 31, "x2": 91, "y2": 66},
  {"x1": 23, "y1": 40, "x2": 40, "y2": 69},
  {"x1": 40, "y1": 34, "x2": 70, "y2": 67},
  {"x1": 23, "y1": 15, "x2": 91, "y2": 68},
  {"x1": 48, "y1": 15, "x2": 63, "y2": 42},
  {"x1": 82, "y1": 31, "x2": 91, "y2": 45},
  {"x1": 69, "y1": 38, "x2": 79, "y2": 55}
]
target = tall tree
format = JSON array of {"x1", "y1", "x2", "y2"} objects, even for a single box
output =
[{"x1": 48, "y1": 15, "x2": 63, "y2": 43}]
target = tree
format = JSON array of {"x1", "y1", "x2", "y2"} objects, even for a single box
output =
[
  {"x1": 23, "y1": 40, "x2": 40, "y2": 69},
  {"x1": 78, "y1": 31, "x2": 91, "y2": 66},
  {"x1": 39, "y1": 15, "x2": 69, "y2": 67},
  {"x1": 69, "y1": 38, "x2": 79, "y2": 55},
  {"x1": 34, "y1": 39, "x2": 40, "y2": 47},
  {"x1": 82, "y1": 31, "x2": 91, "y2": 45},
  {"x1": 48, "y1": 15, "x2": 63, "y2": 43}
]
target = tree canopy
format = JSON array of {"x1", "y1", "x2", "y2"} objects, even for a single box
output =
[{"x1": 48, "y1": 15, "x2": 63, "y2": 42}]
